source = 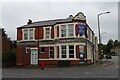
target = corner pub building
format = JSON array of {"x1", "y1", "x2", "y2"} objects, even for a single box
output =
[{"x1": 17, "y1": 12, "x2": 99, "y2": 67}]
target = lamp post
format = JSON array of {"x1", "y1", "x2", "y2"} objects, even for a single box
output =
[{"x1": 97, "y1": 12, "x2": 110, "y2": 64}]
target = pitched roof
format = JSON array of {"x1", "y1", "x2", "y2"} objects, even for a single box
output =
[
  {"x1": 18, "y1": 12, "x2": 86, "y2": 28},
  {"x1": 20, "y1": 18, "x2": 73, "y2": 28}
]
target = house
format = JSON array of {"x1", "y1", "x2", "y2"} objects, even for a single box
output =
[
  {"x1": 17, "y1": 12, "x2": 98, "y2": 67},
  {"x1": 111, "y1": 45, "x2": 120, "y2": 56}
]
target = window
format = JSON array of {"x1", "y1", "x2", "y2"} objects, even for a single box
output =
[
  {"x1": 61, "y1": 45, "x2": 66, "y2": 58},
  {"x1": 41, "y1": 47, "x2": 45, "y2": 53},
  {"x1": 29, "y1": 29, "x2": 34, "y2": 40},
  {"x1": 69, "y1": 45, "x2": 74, "y2": 58},
  {"x1": 45, "y1": 28, "x2": 50, "y2": 39},
  {"x1": 68, "y1": 24, "x2": 74, "y2": 37},
  {"x1": 61, "y1": 25, "x2": 66, "y2": 37},
  {"x1": 23, "y1": 29, "x2": 28, "y2": 40},
  {"x1": 49, "y1": 47, "x2": 53, "y2": 58},
  {"x1": 23, "y1": 28, "x2": 34, "y2": 40},
  {"x1": 26, "y1": 47, "x2": 29, "y2": 53}
]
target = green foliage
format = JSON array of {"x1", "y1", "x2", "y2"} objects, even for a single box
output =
[
  {"x1": 2, "y1": 48, "x2": 16, "y2": 62},
  {"x1": 101, "y1": 39, "x2": 120, "y2": 56},
  {"x1": 2, "y1": 29, "x2": 16, "y2": 67}
]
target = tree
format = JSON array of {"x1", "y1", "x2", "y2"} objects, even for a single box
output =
[
  {"x1": 2, "y1": 29, "x2": 16, "y2": 67},
  {"x1": 114, "y1": 40, "x2": 119, "y2": 47}
]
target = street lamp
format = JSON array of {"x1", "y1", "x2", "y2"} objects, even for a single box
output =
[{"x1": 97, "y1": 12, "x2": 110, "y2": 64}]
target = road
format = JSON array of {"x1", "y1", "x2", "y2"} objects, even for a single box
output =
[{"x1": 2, "y1": 56, "x2": 119, "y2": 78}]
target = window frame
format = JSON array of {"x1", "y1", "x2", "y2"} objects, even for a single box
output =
[
  {"x1": 68, "y1": 24, "x2": 74, "y2": 37},
  {"x1": 44, "y1": 27, "x2": 51, "y2": 40},
  {"x1": 69, "y1": 45, "x2": 74, "y2": 58},
  {"x1": 40, "y1": 47, "x2": 45, "y2": 53},
  {"x1": 22, "y1": 28, "x2": 35, "y2": 41},
  {"x1": 61, "y1": 25, "x2": 66, "y2": 38},
  {"x1": 61, "y1": 45, "x2": 67, "y2": 58},
  {"x1": 26, "y1": 47, "x2": 29, "y2": 53},
  {"x1": 49, "y1": 47, "x2": 53, "y2": 58}
]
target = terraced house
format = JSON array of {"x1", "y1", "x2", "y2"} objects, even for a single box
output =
[{"x1": 17, "y1": 12, "x2": 99, "y2": 67}]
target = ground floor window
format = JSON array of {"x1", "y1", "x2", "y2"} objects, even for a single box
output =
[
  {"x1": 49, "y1": 47, "x2": 53, "y2": 58},
  {"x1": 69, "y1": 45, "x2": 74, "y2": 58},
  {"x1": 61, "y1": 45, "x2": 67, "y2": 58},
  {"x1": 40, "y1": 47, "x2": 45, "y2": 53}
]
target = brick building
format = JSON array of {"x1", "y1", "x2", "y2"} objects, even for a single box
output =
[{"x1": 17, "y1": 12, "x2": 98, "y2": 67}]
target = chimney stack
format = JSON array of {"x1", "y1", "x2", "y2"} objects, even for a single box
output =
[{"x1": 27, "y1": 19, "x2": 32, "y2": 25}]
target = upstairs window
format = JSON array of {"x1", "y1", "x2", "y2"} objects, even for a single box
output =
[
  {"x1": 23, "y1": 29, "x2": 28, "y2": 40},
  {"x1": 68, "y1": 24, "x2": 74, "y2": 37},
  {"x1": 23, "y1": 28, "x2": 34, "y2": 40},
  {"x1": 61, "y1": 25, "x2": 66, "y2": 37},
  {"x1": 45, "y1": 28, "x2": 50, "y2": 39},
  {"x1": 29, "y1": 29, "x2": 34, "y2": 40}
]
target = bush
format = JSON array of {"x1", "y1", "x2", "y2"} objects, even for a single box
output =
[{"x1": 2, "y1": 48, "x2": 16, "y2": 67}]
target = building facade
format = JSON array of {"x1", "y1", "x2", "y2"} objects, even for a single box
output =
[{"x1": 17, "y1": 12, "x2": 98, "y2": 67}]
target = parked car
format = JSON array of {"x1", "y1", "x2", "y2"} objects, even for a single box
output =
[{"x1": 105, "y1": 55, "x2": 112, "y2": 59}]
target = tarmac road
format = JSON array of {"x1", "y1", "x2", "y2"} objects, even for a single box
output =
[{"x1": 2, "y1": 56, "x2": 119, "y2": 78}]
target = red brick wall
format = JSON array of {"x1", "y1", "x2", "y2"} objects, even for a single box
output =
[
  {"x1": 39, "y1": 47, "x2": 49, "y2": 59},
  {"x1": 17, "y1": 28, "x2": 22, "y2": 40},
  {"x1": 35, "y1": 27, "x2": 39, "y2": 39},
  {"x1": 75, "y1": 24, "x2": 78, "y2": 36},
  {"x1": 16, "y1": 46, "x2": 23, "y2": 64},
  {"x1": 39, "y1": 27, "x2": 44, "y2": 39},
  {"x1": 51, "y1": 26, "x2": 54, "y2": 39},
  {"x1": 70, "y1": 60, "x2": 79, "y2": 65},
  {"x1": 76, "y1": 45, "x2": 79, "y2": 58}
]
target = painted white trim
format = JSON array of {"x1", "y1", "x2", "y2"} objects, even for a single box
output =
[
  {"x1": 39, "y1": 45, "x2": 55, "y2": 47},
  {"x1": 38, "y1": 58, "x2": 79, "y2": 60},
  {"x1": 17, "y1": 40, "x2": 38, "y2": 42},
  {"x1": 30, "y1": 48, "x2": 38, "y2": 49},
  {"x1": 26, "y1": 47, "x2": 29, "y2": 53},
  {"x1": 30, "y1": 48, "x2": 38, "y2": 65},
  {"x1": 22, "y1": 28, "x2": 35, "y2": 41},
  {"x1": 54, "y1": 46, "x2": 57, "y2": 59}
]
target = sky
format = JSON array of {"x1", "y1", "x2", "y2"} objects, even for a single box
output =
[{"x1": 0, "y1": 0, "x2": 119, "y2": 44}]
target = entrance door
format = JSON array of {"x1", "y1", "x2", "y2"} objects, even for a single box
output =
[{"x1": 31, "y1": 49, "x2": 38, "y2": 65}]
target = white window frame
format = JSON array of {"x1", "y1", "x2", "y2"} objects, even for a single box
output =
[
  {"x1": 22, "y1": 28, "x2": 35, "y2": 41},
  {"x1": 68, "y1": 24, "x2": 74, "y2": 37},
  {"x1": 23, "y1": 29, "x2": 28, "y2": 40},
  {"x1": 26, "y1": 47, "x2": 29, "y2": 53},
  {"x1": 68, "y1": 45, "x2": 74, "y2": 58},
  {"x1": 60, "y1": 25, "x2": 67, "y2": 38},
  {"x1": 61, "y1": 45, "x2": 67, "y2": 58},
  {"x1": 49, "y1": 47, "x2": 53, "y2": 58},
  {"x1": 59, "y1": 23, "x2": 76, "y2": 38},
  {"x1": 44, "y1": 27, "x2": 51, "y2": 40},
  {"x1": 40, "y1": 47, "x2": 45, "y2": 53}
]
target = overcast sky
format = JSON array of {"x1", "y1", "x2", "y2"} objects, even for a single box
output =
[{"x1": 0, "y1": 1, "x2": 119, "y2": 44}]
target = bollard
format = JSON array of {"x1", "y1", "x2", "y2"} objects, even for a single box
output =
[{"x1": 41, "y1": 60, "x2": 44, "y2": 70}]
